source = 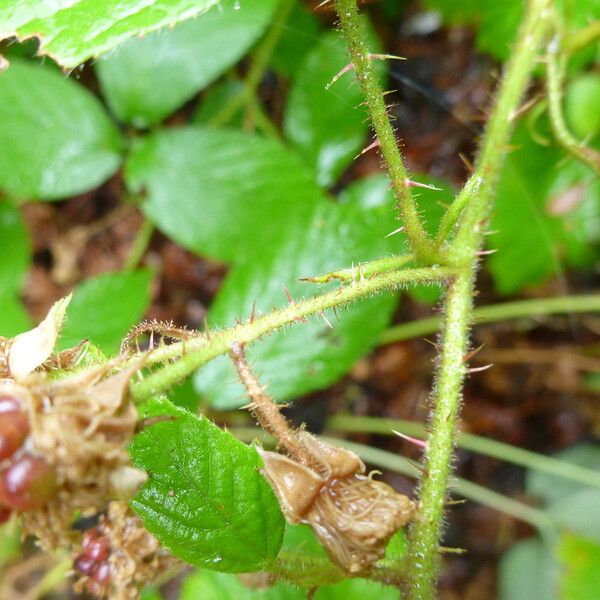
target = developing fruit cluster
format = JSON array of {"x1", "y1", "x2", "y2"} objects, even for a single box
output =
[
  {"x1": 74, "y1": 525, "x2": 113, "y2": 597},
  {"x1": 0, "y1": 394, "x2": 56, "y2": 521}
]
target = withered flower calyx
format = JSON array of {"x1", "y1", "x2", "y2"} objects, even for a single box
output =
[{"x1": 229, "y1": 342, "x2": 416, "y2": 574}]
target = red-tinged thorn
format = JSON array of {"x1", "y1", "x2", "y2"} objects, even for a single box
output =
[
  {"x1": 249, "y1": 301, "x2": 257, "y2": 324},
  {"x1": 369, "y1": 53, "x2": 406, "y2": 63},
  {"x1": 392, "y1": 429, "x2": 428, "y2": 449},
  {"x1": 332, "y1": 306, "x2": 340, "y2": 322},
  {"x1": 463, "y1": 344, "x2": 485, "y2": 362},
  {"x1": 203, "y1": 318, "x2": 212, "y2": 339},
  {"x1": 354, "y1": 138, "x2": 380, "y2": 159},
  {"x1": 148, "y1": 330, "x2": 155, "y2": 350},
  {"x1": 319, "y1": 311, "x2": 334, "y2": 329},
  {"x1": 385, "y1": 226, "x2": 405, "y2": 238},
  {"x1": 468, "y1": 363, "x2": 493, "y2": 374},
  {"x1": 326, "y1": 62, "x2": 355, "y2": 89},
  {"x1": 283, "y1": 287, "x2": 296, "y2": 305},
  {"x1": 477, "y1": 248, "x2": 498, "y2": 256},
  {"x1": 404, "y1": 178, "x2": 442, "y2": 191}
]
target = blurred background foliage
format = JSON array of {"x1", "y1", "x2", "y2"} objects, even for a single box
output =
[{"x1": 0, "y1": 0, "x2": 599, "y2": 598}]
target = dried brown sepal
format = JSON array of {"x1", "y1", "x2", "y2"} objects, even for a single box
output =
[
  {"x1": 229, "y1": 342, "x2": 416, "y2": 573},
  {"x1": 73, "y1": 501, "x2": 176, "y2": 600},
  {"x1": 258, "y1": 436, "x2": 416, "y2": 574},
  {"x1": 0, "y1": 364, "x2": 144, "y2": 548}
]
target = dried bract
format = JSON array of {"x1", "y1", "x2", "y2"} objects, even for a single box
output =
[
  {"x1": 5, "y1": 295, "x2": 71, "y2": 380},
  {"x1": 258, "y1": 433, "x2": 416, "y2": 573}
]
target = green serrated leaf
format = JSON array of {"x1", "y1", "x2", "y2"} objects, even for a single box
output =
[
  {"x1": 180, "y1": 570, "x2": 304, "y2": 600},
  {"x1": 284, "y1": 30, "x2": 380, "y2": 187},
  {"x1": 130, "y1": 398, "x2": 285, "y2": 572},
  {"x1": 0, "y1": 60, "x2": 123, "y2": 201},
  {"x1": 0, "y1": 0, "x2": 221, "y2": 69},
  {"x1": 559, "y1": 535, "x2": 600, "y2": 600},
  {"x1": 125, "y1": 127, "x2": 323, "y2": 263},
  {"x1": 95, "y1": 0, "x2": 278, "y2": 128},
  {"x1": 59, "y1": 269, "x2": 153, "y2": 355},
  {"x1": 195, "y1": 176, "x2": 404, "y2": 409}
]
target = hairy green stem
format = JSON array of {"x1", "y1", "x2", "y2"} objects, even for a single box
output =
[
  {"x1": 406, "y1": 1, "x2": 553, "y2": 596},
  {"x1": 303, "y1": 253, "x2": 414, "y2": 283},
  {"x1": 381, "y1": 293, "x2": 600, "y2": 344},
  {"x1": 130, "y1": 266, "x2": 453, "y2": 402},
  {"x1": 327, "y1": 415, "x2": 600, "y2": 491},
  {"x1": 333, "y1": 0, "x2": 439, "y2": 263},
  {"x1": 564, "y1": 20, "x2": 600, "y2": 55},
  {"x1": 546, "y1": 33, "x2": 600, "y2": 174}
]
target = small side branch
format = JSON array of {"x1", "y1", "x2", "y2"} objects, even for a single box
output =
[{"x1": 130, "y1": 266, "x2": 454, "y2": 403}]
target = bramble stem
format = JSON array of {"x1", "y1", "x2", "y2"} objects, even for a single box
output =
[
  {"x1": 381, "y1": 293, "x2": 600, "y2": 344},
  {"x1": 130, "y1": 266, "x2": 453, "y2": 402},
  {"x1": 333, "y1": 0, "x2": 439, "y2": 263},
  {"x1": 404, "y1": 0, "x2": 552, "y2": 597},
  {"x1": 303, "y1": 253, "x2": 414, "y2": 283}
]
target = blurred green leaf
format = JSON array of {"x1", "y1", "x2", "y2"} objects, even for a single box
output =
[
  {"x1": 547, "y1": 489, "x2": 600, "y2": 543},
  {"x1": 527, "y1": 444, "x2": 600, "y2": 507},
  {"x1": 195, "y1": 176, "x2": 405, "y2": 409},
  {"x1": 59, "y1": 269, "x2": 153, "y2": 354},
  {"x1": 194, "y1": 80, "x2": 246, "y2": 128},
  {"x1": 0, "y1": 201, "x2": 31, "y2": 337},
  {"x1": 424, "y1": 0, "x2": 600, "y2": 61},
  {"x1": 95, "y1": 0, "x2": 278, "y2": 128},
  {"x1": 559, "y1": 535, "x2": 600, "y2": 600},
  {"x1": 168, "y1": 376, "x2": 200, "y2": 413},
  {"x1": 564, "y1": 74, "x2": 600, "y2": 141},
  {"x1": 0, "y1": 201, "x2": 29, "y2": 295},
  {"x1": 271, "y1": 1, "x2": 322, "y2": 78},
  {"x1": 125, "y1": 127, "x2": 323, "y2": 263},
  {"x1": 0, "y1": 0, "x2": 221, "y2": 68},
  {"x1": 180, "y1": 570, "x2": 304, "y2": 600},
  {"x1": 284, "y1": 30, "x2": 379, "y2": 187},
  {"x1": 488, "y1": 124, "x2": 600, "y2": 295},
  {"x1": 315, "y1": 578, "x2": 399, "y2": 600},
  {"x1": 0, "y1": 60, "x2": 123, "y2": 201},
  {"x1": 130, "y1": 397, "x2": 285, "y2": 572},
  {"x1": 0, "y1": 295, "x2": 32, "y2": 338},
  {"x1": 498, "y1": 538, "x2": 558, "y2": 600}
]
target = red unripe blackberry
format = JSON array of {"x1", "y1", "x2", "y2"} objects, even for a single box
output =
[
  {"x1": 0, "y1": 395, "x2": 30, "y2": 462},
  {"x1": 86, "y1": 562, "x2": 112, "y2": 597},
  {"x1": 0, "y1": 454, "x2": 57, "y2": 510},
  {"x1": 73, "y1": 554, "x2": 97, "y2": 576},
  {"x1": 0, "y1": 505, "x2": 11, "y2": 523}
]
